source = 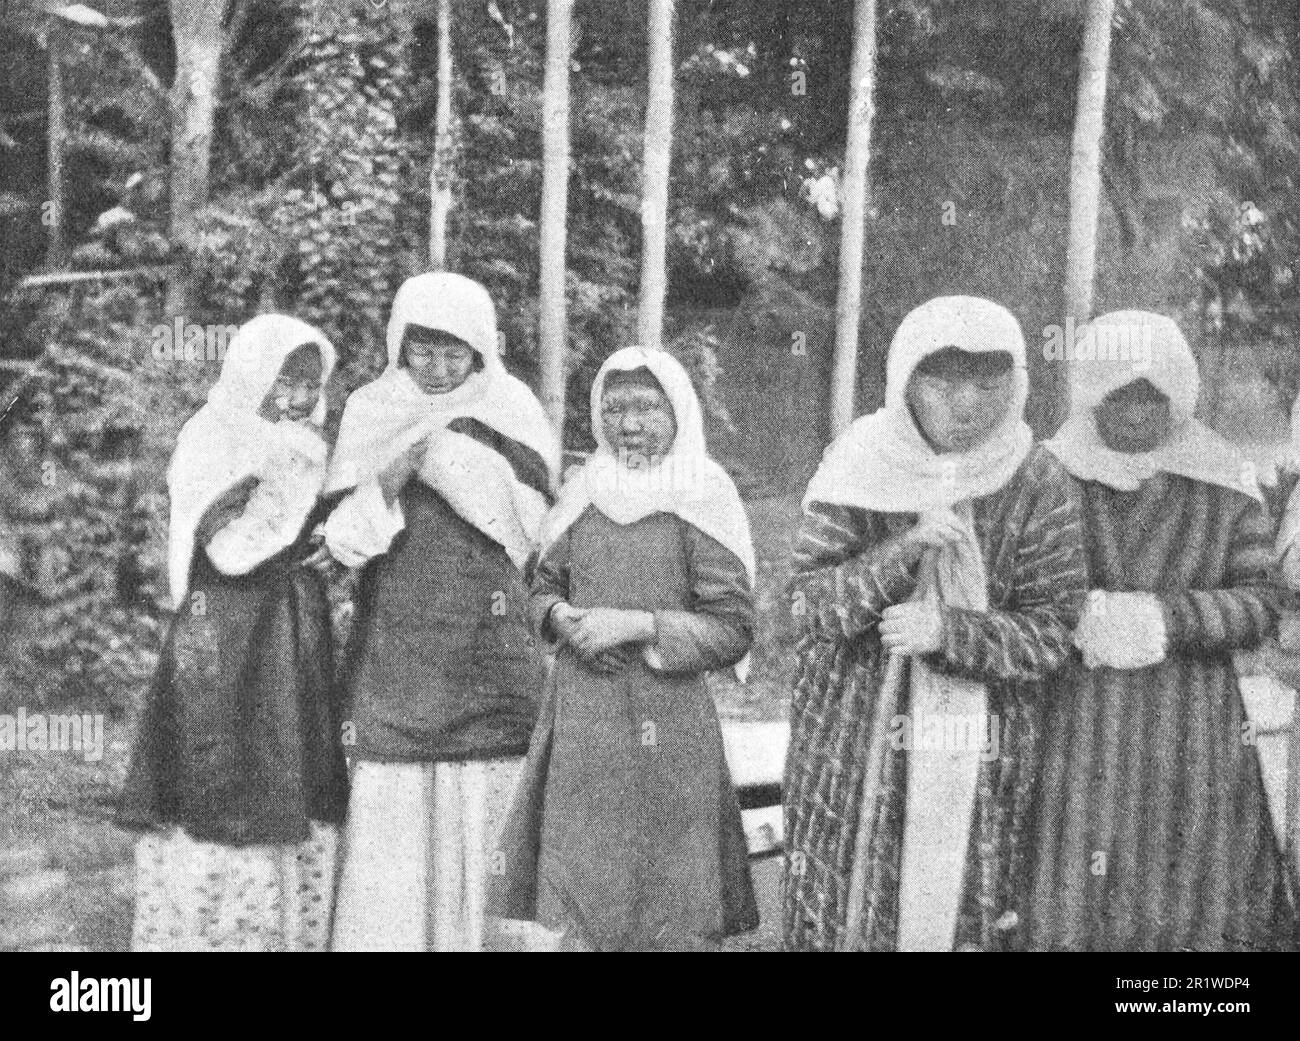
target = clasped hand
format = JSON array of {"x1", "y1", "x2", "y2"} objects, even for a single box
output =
[
  {"x1": 879, "y1": 601, "x2": 943, "y2": 657},
  {"x1": 899, "y1": 508, "x2": 967, "y2": 562},
  {"x1": 550, "y1": 603, "x2": 656, "y2": 675},
  {"x1": 876, "y1": 510, "x2": 959, "y2": 656}
]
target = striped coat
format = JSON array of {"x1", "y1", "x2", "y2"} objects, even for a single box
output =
[
  {"x1": 1026, "y1": 473, "x2": 1298, "y2": 951},
  {"x1": 783, "y1": 446, "x2": 1088, "y2": 951}
]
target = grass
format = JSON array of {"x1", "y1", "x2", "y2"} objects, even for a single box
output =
[{"x1": 0, "y1": 717, "x2": 134, "y2": 951}]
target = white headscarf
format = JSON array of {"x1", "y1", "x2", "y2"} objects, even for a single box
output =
[
  {"x1": 542, "y1": 347, "x2": 756, "y2": 678},
  {"x1": 542, "y1": 346, "x2": 756, "y2": 582},
  {"x1": 167, "y1": 314, "x2": 335, "y2": 609},
  {"x1": 324, "y1": 272, "x2": 558, "y2": 567},
  {"x1": 801, "y1": 296, "x2": 1031, "y2": 952},
  {"x1": 803, "y1": 296, "x2": 1033, "y2": 514},
  {"x1": 1044, "y1": 310, "x2": 1261, "y2": 501}
]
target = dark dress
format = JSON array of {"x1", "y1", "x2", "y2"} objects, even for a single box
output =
[
  {"x1": 1026, "y1": 473, "x2": 1299, "y2": 951},
  {"x1": 783, "y1": 446, "x2": 1089, "y2": 951},
  {"x1": 492, "y1": 507, "x2": 758, "y2": 950},
  {"x1": 117, "y1": 507, "x2": 348, "y2": 845},
  {"x1": 339, "y1": 480, "x2": 546, "y2": 764}
]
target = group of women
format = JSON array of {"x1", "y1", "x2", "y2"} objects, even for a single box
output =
[
  {"x1": 115, "y1": 274, "x2": 1298, "y2": 952},
  {"x1": 783, "y1": 297, "x2": 1297, "y2": 952}
]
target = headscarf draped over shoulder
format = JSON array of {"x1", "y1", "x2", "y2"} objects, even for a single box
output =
[
  {"x1": 324, "y1": 273, "x2": 558, "y2": 569},
  {"x1": 168, "y1": 314, "x2": 336, "y2": 608},
  {"x1": 803, "y1": 295, "x2": 1033, "y2": 515},
  {"x1": 1044, "y1": 310, "x2": 1261, "y2": 502},
  {"x1": 541, "y1": 346, "x2": 755, "y2": 588}
]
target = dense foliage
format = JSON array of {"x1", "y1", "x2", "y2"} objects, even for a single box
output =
[{"x1": 0, "y1": 0, "x2": 1298, "y2": 707}]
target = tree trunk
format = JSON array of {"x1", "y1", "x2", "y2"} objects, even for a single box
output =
[
  {"x1": 538, "y1": 0, "x2": 573, "y2": 440},
  {"x1": 1060, "y1": 0, "x2": 1116, "y2": 426},
  {"x1": 168, "y1": 0, "x2": 228, "y2": 313},
  {"x1": 637, "y1": 0, "x2": 675, "y2": 352},
  {"x1": 429, "y1": 0, "x2": 454, "y2": 271},
  {"x1": 829, "y1": 0, "x2": 877, "y2": 437},
  {"x1": 1289, "y1": 673, "x2": 1300, "y2": 883},
  {"x1": 46, "y1": 28, "x2": 66, "y2": 270}
]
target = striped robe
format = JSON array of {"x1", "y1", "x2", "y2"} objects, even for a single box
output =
[
  {"x1": 783, "y1": 446, "x2": 1088, "y2": 951},
  {"x1": 1026, "y1": 473, "x2": 1298, "y2": 951}
]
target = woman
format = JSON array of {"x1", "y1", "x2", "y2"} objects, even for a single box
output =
[
  {"x1": 490, "y1": 347, "x2": 758, "y2": 951},
  {"x1": 117, "y1": 314, "x2": 347, "y2": 952},
  {"x1": 783, "y1": 296, "x2": 1089, "y2": 952},
  {"x1": 1027, "y1": 310, "x2": 1297, "y2": 951},
  {"x1": 323, "y1": 272, "x2": 557, "y2": 952}
]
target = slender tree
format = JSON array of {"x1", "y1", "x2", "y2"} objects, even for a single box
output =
[
  {"x1": 168, "y1": 0, "x2": 230, "y2": 312},
  {"x1": 829, "y1": 0, "x2": 877, "y2": 437},
  {"x1": 1061, "y1": 0, "x2": 1116, "y2": 421},
  {"x1": 45, "y1": 19, "x2": 66, "y2": 270},
  {"x1": 637, "y1": 0, "x2": 675, "y2": 352},
  {"x1": 538, "y1": 0, "x2": 573, "y2": 437},
  {"x1": 1289, "y1": 708, "x2": 1300, "y2": 881},
  {"x1": 428, "y1": 0, "x2": 454, "y2": 270}
]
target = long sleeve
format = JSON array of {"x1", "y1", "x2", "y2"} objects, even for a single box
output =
[
  {"x1": 1159, "y1": 497, "x2": 1281, "y2": 654},
  {"x1": 646, "y1": 523, "x2": 755, "y2": 675},
  {"x1": 205, "y1": 466, "x2": 319, "y2": 577},
  {"x1": 528, "y1": 529, "x2": 571, "y2": 643},
  {"x1": 322, "y1": 479, "x2": 405, "y2": 568},
  {"x1": 205, "y1": 503, "x2": 293, "y2": 576},
  {"x1": 788, "y1": 501, "x2": 919, "y2": 644},
  {"x1": 927, "y1": 460, "x2": 1088, "y2": 685}
]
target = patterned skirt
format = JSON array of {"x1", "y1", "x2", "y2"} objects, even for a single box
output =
[
  {"x1": 330, "y1": 758, "x2": 523, "y2": 952},
  {"x1": 132, "y1": 822, "x2": 338, "y2": 952}
]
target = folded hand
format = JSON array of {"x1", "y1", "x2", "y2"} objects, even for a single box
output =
[{"x1": 879, "y1": 601, "x2": 943, "y2": 657}]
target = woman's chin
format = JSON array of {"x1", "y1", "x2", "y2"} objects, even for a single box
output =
[{"x1": 940, "y1": 431, "x2": 986, "y2": 453}]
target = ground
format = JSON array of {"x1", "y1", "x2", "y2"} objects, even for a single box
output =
[{"x1": 0, "y1": 719, "x2": 134, "y2": 952}]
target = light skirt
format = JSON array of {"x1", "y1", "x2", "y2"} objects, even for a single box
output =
[
  {"x1": 132, "y1": 822, "x2": 338, "y2": 952},
  {"x1": 330, "y1": 758, "x2": 523, "y2": 952}
]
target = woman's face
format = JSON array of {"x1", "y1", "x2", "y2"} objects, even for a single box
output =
[
  {"x1": 600, "y1": 372, "x2": 677, "y2": 465},
  {"x1": 402, "y1": 326, "x2": 477, "y2": 395},
  {"x1": 1094, "y1": 378, "x2": 1172, "y2": 453},
  {"x1": 258, "y1": 343, "x2": 323, "y2": 423},
  {"x1": 905, "y1": 348, "x2": 1016, "y2": 454}
]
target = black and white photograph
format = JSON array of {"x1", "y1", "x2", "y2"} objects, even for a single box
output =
[{"x1": 0, "y1": 0, "x2": 1298, "y2": 998}]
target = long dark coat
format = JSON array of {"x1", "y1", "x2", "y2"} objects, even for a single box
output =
[
  {"x1": 783, "y1": 446, "x2": 1089, "y2": 951},
  {"x1": 492, "y1": 508, "x2": 758, "y2": 950},
  {"x1": 1026, "y1": 473, "x2": 1298, "y2": 951}
]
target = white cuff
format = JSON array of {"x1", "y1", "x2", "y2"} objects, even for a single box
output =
[
  {"x1": 206, "y1": 509, "x2": 288, "y2": 576},
  {"x1": 323, "y1": 481, "x2": 405, "y2": 568},
  {"x1": 1074, "y1": 590, "x2": 1167, "y2": 670}
]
